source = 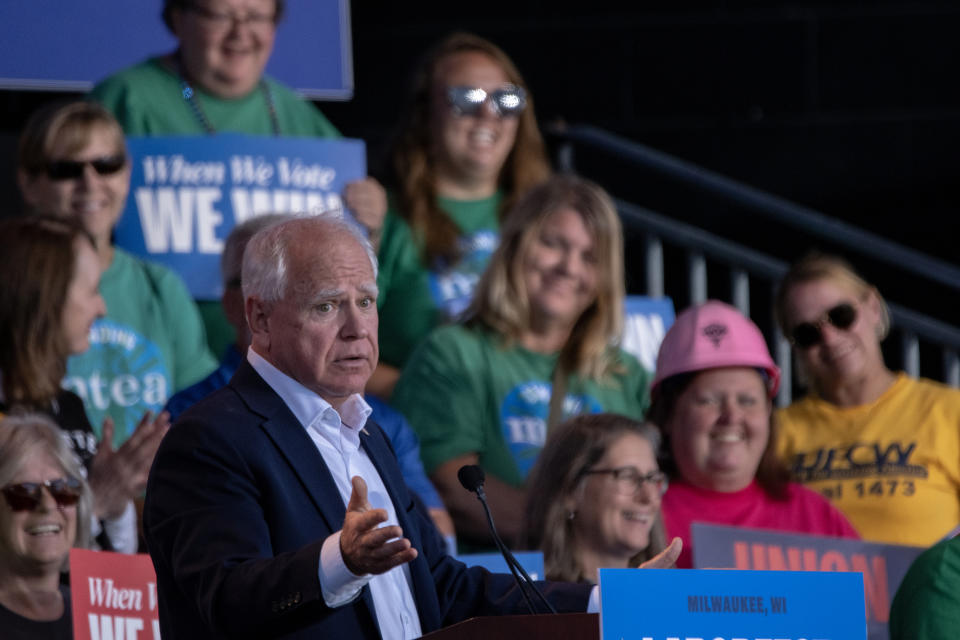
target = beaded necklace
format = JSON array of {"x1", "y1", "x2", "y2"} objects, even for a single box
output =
[{"x1": 176, "y1": 53, "x2": 281, "y2": 135}]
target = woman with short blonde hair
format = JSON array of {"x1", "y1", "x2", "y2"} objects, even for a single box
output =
[{"x1": 775, "y1": 252, "x2": 960, "y2": 547}]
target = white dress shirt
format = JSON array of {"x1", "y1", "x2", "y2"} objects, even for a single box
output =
[{"x1": 247, "y1": 349, "x2": 423, "y2": 640}]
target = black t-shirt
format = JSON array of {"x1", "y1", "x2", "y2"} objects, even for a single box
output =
[
  {"x1": 0, "y1": 585, "x2": 73, "y2": 640},
  {"x1": 0, "y1": 389, "x2": 97, "y2": 473}
]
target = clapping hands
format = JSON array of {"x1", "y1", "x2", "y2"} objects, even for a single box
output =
[{"x1": 88, "y1": 410, "x2": 170, "y2": 519}]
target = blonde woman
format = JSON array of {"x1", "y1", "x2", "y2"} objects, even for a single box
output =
[
  {"x1": 393, "y1": 175, "x2": 651, "y2": 547},
  {"x1": 775, "y1": 253, "x2": 960, "y2": 546}
]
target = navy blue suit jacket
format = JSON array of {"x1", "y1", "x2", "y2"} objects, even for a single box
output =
[{"x1": 144, "y1": 360, "x2": 590, "y2": 639}]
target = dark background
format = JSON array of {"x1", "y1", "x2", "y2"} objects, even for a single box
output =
[{"x1": 2, "y1": 1, "x2": 958, "y2": 327}]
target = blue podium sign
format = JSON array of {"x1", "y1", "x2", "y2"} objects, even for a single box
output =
[
  {"x1": 599, "y1": 568, "x2": 866, "y2": 640},
  {"x1": 113, "y1": 134, "x2": 366, "y2": 299}
]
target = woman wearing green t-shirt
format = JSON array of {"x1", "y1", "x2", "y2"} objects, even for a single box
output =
[
  {"x1": 371, "y1": 32, "x2": 552, "y2": 398},
  {"x1": 393, "y1": 176, "x2": 652, "y2": 548}
]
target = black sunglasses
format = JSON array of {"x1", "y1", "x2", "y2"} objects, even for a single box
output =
[
  {"x1": 446, "y1": 85, "x2": 527, "y2": 118},
  {"x1": 789, "y1": 302, "x2": 858, "y2": 349},
  {"x1": 44, "y1": 155, "x2": 126, "y2": 181},
  {"x1": 1, "y1": 477, "x2": 82, "y2": 512}
]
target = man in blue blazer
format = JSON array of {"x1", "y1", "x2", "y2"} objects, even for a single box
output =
[{"x1": 144, "y1": 214, "x2": 626, "y2": 639}]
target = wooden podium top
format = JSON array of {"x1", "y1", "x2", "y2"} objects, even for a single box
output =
[{"x1": 418, "y1": 612, "x2": 599, "y2": 640}]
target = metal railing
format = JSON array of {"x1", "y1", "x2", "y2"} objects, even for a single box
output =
[
  {"x1": 549, "y1": 125, "x2": 960, "y2": 401},
  {"x1": 554, "y1": 124, "x2": 960, "y2": 293},
  {"x1": 617, "y1": 199, "x2": 960, "y2": 405}
]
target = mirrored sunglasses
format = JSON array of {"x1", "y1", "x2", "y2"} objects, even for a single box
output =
[
  {"x1": 446, "y1": 85, "x2": 527, "y2": 118},
  {"x1": 44, "y1": 155, "x2": 126, "y2": 181},
  {"x1": 1, "y1": 477, "x2": 82, "y2": 512},
  {"x1": 789, "y1": 302, "x2": 858, "y2": 349}
]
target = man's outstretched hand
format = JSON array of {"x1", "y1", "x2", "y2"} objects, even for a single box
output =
[{"x1": 340, "y1": 476, "x2": 418, "y2": 576}]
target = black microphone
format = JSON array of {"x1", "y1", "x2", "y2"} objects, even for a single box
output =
[
  {"x1": 457, "y1": 464, "x2": 486, "y2": 493},
  {"x1": 457, "y1": 464, "x2": 557, "y2": 615}
]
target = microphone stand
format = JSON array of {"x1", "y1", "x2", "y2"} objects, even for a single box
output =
[{"x1": 471, "y1": 485, "x2": 557, "y2": 615}]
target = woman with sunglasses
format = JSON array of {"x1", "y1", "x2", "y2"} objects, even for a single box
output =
[
  {"x1": 523, "y1": 414, "x2": 671, "y2": 582},
  {"x1": 0, "y1": 413, "x2": 93, "y2": 639},
  {"x1": 370, "y1": 32, "x2": 551, "y2": 398},
  {"x1": 774, "y1": 253, "x2": 960, "y2": 547},
  {"x1": 0, "y1": 215, "x2": 168, "y2": 556},
  {"x1": 647, "y1": 301, "x2": 858, "y2": 569},
  {"x1": 393, "y1": 176, "x2": 651, "y2": 548},
  {"x1": 17, "y1": 101, "x2": 213, "y2": 453}
]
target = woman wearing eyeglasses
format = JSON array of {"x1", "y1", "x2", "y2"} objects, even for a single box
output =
[
  {"x1": 0, "y1": 216, "x2": 166, "y2": 556},
  {"x1": 370, "y1": 32, "x2": 551, "y2": 399},
  {"x1": 647, "y1": 301, "x2": 858, "y2": 569},
  {"x1": 393, "y1": 176, "x2": 651, "y2": 548},
  {"x1": 774, "y1": 253, "x2": 960, "y2": 547},
  {"x1": 16, "y1": 101, "x2": 211, "y2": 457},
  {"x1": 0, "y1": 413, "x2": 93, "y2": 639},
  {"x1": 90, "y1": 0, "x2": 336, "y2": 139},
  {"x1": 90, "y1": 0, "x2": 387, "y2": 358},
  {"x1": 523, "y1": 414, "x2": 672, "y2": 582}
]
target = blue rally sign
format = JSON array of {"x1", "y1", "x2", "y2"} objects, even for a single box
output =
[
  {"x1": 599, "y1": 568, "x2": 866, "y2": 640},
  {"x1": 621, "y1": 295, "x2": 675, "y2": 374},
  {"x1": 114, "y1": 134, "x2": 366, "y2": 299}
]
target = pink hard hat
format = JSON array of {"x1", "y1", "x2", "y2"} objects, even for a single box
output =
[{"x1": 652, "y1": 300, "x2": 780, "y2": 397}]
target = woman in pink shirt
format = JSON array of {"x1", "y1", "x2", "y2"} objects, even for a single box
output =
[{"x1": 647, "y1": 301, "x2": 858, "y2": 568}]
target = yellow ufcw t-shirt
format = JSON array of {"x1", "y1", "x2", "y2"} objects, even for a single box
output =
[{"x1": 777, "y1": 374, "x2": 960, "y2": 547}]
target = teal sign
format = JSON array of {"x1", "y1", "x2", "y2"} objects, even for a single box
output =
[{"x1": 599, "y1": 568, "x2": 866, "y2": 640}]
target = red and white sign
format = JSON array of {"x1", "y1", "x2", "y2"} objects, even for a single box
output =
[{"x1": 70, "y1": 549, "x2": 160, "y2": 640}]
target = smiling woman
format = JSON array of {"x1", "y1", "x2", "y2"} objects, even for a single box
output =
[
  {"x1": 523, "y1": 413, "x2": 668, "y2": 583},
  {"x1": 646, "y1": 300, "x2": 859, "y2": 568},
  {"x1": 16, "y1": 102, "x2": 214, "y2": 454},
  {"x1": 392, "y1": 175, "x2": 652, "y2": 549},
  {"x1": 0, "y1": 413, "x2": 93, "y2": 639},
  {"x1": 774, "y1": 253, "x2": 960, "y2": 547},
  {"x1": 371, "y1": 32, "x2": 552, "y2": 398},
  {"x1": 90, "y1": 0, "x2": 386, "y2": 361},
  {"x1": 90, "y1": 0, "x2": 324, "y2": 137}
]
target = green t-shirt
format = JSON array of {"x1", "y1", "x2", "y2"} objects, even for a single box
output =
[
  {"x1": 91, "y1": 57, "x2": 342, "y2": 356},
  {"x1": 377, "y1": 192, "x2": 501, "y2": 368},
  {"x1": 392, "y1": 324, "x2": 652, "y2": 487},
  {"x1": 90, "y1": 57, "x2": 340, "y2": 137},
  {"x1": 889, "y1": 535, "x2": 960, "y2": 640},
  {"x1": 62, "y1": 249, "x2": 217, "y2": 447}
]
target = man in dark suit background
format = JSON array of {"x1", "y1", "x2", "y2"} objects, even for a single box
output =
[{"x1": 143, "y1": 213, "x2": 677, "y2": 639}]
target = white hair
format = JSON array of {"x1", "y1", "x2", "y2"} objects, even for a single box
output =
[
  {"x1": 221, "y1": 213, "x2": 298, "y2": 287},
  {"x1": 241, "y1": 211, "x2": 378, "y2": 304}
]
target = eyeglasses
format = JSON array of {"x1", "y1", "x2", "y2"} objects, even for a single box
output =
[
  {"x1": 581, "y1": 467, "x2": 668, "y2": 497},
  {"x1": 446, "y1": 85, "x2": 527, "y2": 118},
  {"x1": 789, "y1": 302, "x2": 858, "y2": 349},
  {"x1": 187, "y1": 3, "x2": 276, "y2": 29},
  {"x1": 1, "y1": 478, "x2": 82, "y2": 512},
  {"x1": 44, "y1": 155, "x2": 126, "y2": 181}
]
